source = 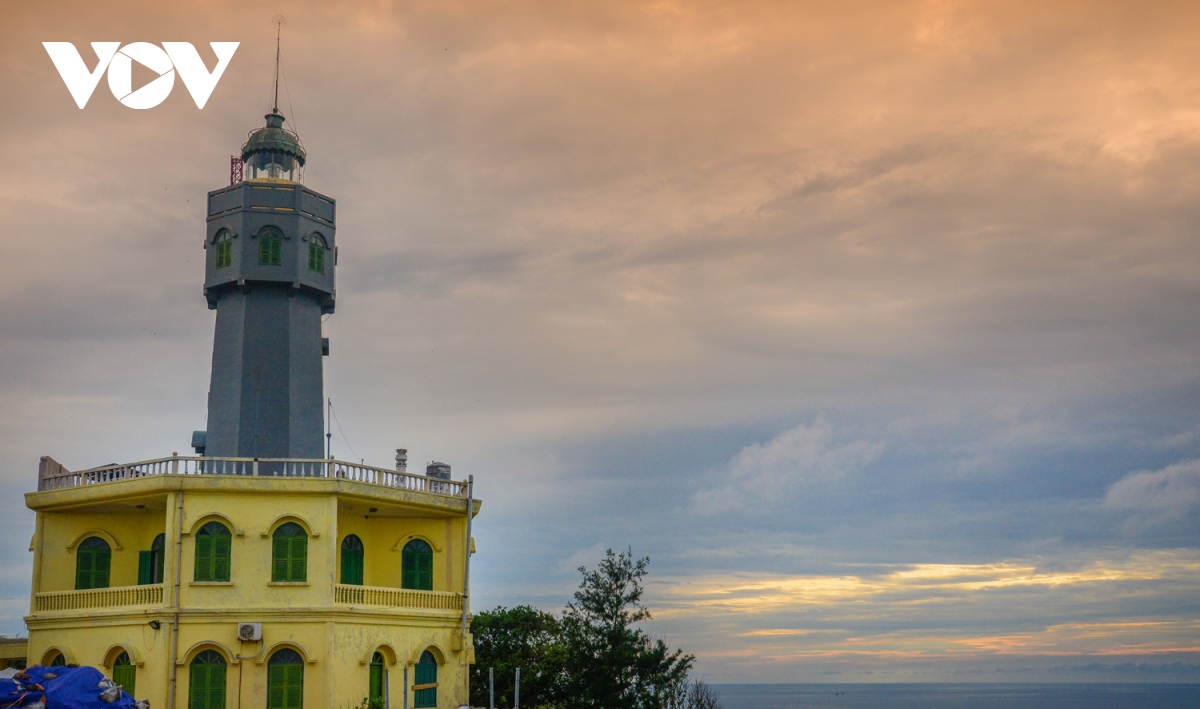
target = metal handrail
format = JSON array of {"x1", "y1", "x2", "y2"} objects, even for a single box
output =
[{"x1": 37, "y1": 455, "x2": 467, "y2": 497}]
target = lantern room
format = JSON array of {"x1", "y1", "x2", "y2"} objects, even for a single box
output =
[{"x1": 241, "y1": 109, "x2": 306, "y2": 182}]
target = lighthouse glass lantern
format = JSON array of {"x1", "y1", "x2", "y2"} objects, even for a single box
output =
[{"x1": 241, "y1": 109, "x2": 306, "y2": 182}]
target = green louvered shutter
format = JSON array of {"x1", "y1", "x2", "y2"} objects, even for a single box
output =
[
  {"x1": 369, "y1": 652, "x2": 384, "y2": 702},
  {"x1": 292, "y1": 538, "x2": 307, "y2": 582},
  {"x1": 213, "y1": 534, "x2": 231, "y2": 582},
  {"x1": 76, "y1": 549, "x2": 93, "y2": 589},
  {"x1": 402, "y1": 540, "x2": 433, "y2": 591},
  {"x1": 190, "y1": 650, "x2": 226, "y2": 709},
  {"x1": 190, "y1": 663, "x2": 207, "y2": 709},
  {"x1": 138, "y1": 551, "x2": 153, "y2": 585},
  {"x1": 267, "y1": 665, "x2": 285, "y2": 708},
  {"x1": 209, "y1": 662, "x2": 227, "y2": 709},
  {"x1": 272, "y1": 524, "x2": 307, "y2": 582},
  {"x1": 78, "y1": 538, "x2": 113, "y2": 590},
  {"x1": 272, "y1": 537, "x2": 289, "y2": 581},
  {"x1": 343, "y1": 548, "x2": 357, "y2": 585},
  {"x1": 95, "y1": 547, "x2": 110, "y2": 588},
  {"x1": 267, "y1": 664, "x2": 303, "y2": 709},
  {"x1": 286, "y1": 665, "x2": 303, "y2": 708},
  {"x1": 113, "y1": 652, "x2": 135, "y2": 697},
  {"x1": 196, "y1": 535, "x2": 214, "y2": 582},
  {"x1": 414, "y1": 652, "x2": 437, "y2": 708},
  {"x1": 418, "y1": 551, "x2": 431, "y2": 590}
]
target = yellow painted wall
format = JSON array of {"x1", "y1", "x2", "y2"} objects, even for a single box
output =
[
  {"x1": 38, "y1": 507, "x2": 167, "y2": 592},
  {"x1": 336, "y1": 514, "x2": 467, "y2": 592},
  {"x1": 178, "y1": 490, "x2": 336, "y2": 609},
  {"x1": 26, "y1": 476, "x2": 479, "y2": 709},
  {"x1": 28, "y1": 616, "x2": 470, "y2": 708}
]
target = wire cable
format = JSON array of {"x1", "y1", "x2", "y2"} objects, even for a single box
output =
[{"x1": 328, "y1": 400, "x2": 363, "y2": 464}]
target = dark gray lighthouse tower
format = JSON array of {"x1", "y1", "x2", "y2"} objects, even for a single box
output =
[{"x1": 193, "y1": 109, "x2": 335, "y2": 459}]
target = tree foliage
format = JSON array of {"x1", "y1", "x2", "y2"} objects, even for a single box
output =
[
  {"x1": 557, "y1": 548, "x2": 694, "y2": 709},
  {"x1": 470, "y1": 549, "x2": 703, "y2": 709},
  {"x1": 470, "y1": 605, "x2": 564, "y2": 709}
]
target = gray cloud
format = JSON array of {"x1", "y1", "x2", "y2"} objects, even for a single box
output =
[
  {"x1": 692, "y1": 418, "x2": 883, "y2": 514},
  {"x1": 2, "y1": 0, "x2": 1200, "y2": 679},
  {"x1": 1105, "y1": 458, "x2": 1200, "y2": 524}
]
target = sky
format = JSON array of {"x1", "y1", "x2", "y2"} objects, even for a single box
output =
[{"x1": 2, "y1": 0, "x2": 1200, "y2": 683}]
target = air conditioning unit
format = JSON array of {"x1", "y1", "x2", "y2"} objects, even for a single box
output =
[{"x1": 237, "y1": 623, "x2": 262, "y2": 642}]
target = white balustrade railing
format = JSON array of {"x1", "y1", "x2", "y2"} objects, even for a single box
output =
[
  {"x1": 334, "y1": 584, "x2": 463, "y2": 611},
  {"x1": 37, "y1": 455, "x2": 467, "y2": 497},
  {"x1": 35, "y1": 584, "x2": 164, "y2": 612}
]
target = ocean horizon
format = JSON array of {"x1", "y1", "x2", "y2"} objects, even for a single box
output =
[{"x1": 710, "y1": 683, "x2": 1200, "y2": 709}]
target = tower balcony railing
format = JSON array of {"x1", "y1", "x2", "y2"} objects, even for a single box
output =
[
  {"x1": 34, "y1": 584, "x2": 164, "y2": 613},
  {"x1": 334, "y1": 584, "x2": 464, "y2": 611},
  {"x1": 37, "y1": 455, "x2": 467, "y2": 497}
]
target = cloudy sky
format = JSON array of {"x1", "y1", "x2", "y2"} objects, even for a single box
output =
[{"x1": 3, "y1": 0, "x2": 1200, "y2": 683}]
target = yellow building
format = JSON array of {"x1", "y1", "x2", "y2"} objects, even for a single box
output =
[
  {"x1": 0, "y1": 638, "x2": 27, "y2": 670},
  {"x1": 25, "y1": 454, "x2": 479, "y2": 709}
]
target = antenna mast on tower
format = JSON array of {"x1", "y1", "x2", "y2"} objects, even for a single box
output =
[{"x1": 272, "y1": 14, "x2": 286, "y2": 112}]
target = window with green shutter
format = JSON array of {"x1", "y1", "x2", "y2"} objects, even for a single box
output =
[
  {"x1": 272, "y1": 523, "x2": 307, "y2": 582},
  {"x1": 195, "y1": 522, "x2": 232, "y2": 582},
  {"x1": 140, "y1": 534, "x2": 166, "y2": 585},
  {"x1": 368, "y1": 652, "x2": 384, "y2": 704},
  {"x1": 259, "y1": 229, "x2": 282, "y2": 266},
  {"x1": 138, "y1": 551, "x2": 153, "y2": 585},
  {"x1": 401, "y1": 539, "x2": 433, "y2": 591},
  {"x1": 268, "y1": 649, "x2": 304, "y2": 709},
  {"x1": 341, "y1": 535, "x2": 364, "y2": 586},
  {"x1": 113, "y1": 651, "x2": 135, "y2": 697},
  {"x1": 413, "y1": 651, "x2": 437, "y2": 708},
  {"x1": 49, "y1": 652, "x2": 66, "y2": 667},
  {"x1": 307, "y1": 236, "x2": 326, "y2": 274},
  {"x1": 189, "y1": 650, "x2": 226, "y2": 709},
  {"x1": 214, "y1": 230, "x2": 233, "y2": 269},
  {"x1": 76, "y1": 536, "x2": 111, "y2": 590}
]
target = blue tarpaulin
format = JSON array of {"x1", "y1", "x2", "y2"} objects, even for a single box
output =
[{"x1": 0, "y1": 666, "x2": 135, "y2": 708}]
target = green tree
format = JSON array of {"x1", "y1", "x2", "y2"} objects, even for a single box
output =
[
  {"x1": 558, "y1": 548, "x2": 693, "y2": 709},
  {"x1": 471, "y1": 605, "x2": 564, "y2": 708}
]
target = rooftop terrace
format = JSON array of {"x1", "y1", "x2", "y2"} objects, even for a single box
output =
[{"x1": 37, "y1": 455, "x2": 469, "y2": 497}]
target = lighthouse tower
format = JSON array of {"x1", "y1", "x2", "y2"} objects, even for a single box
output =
[
  {"x1": 26, "y1": 102, "x2": 478, "y2": 709},
  {"x1": 193, "y1": 109, "x2": 335, "y2": 459}
]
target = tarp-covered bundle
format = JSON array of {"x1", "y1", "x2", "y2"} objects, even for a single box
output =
[{"x1": 0, "y1": 666, "x2": 137, "y2": 708}]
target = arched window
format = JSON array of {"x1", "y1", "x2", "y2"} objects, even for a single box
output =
[
  {"x1": 401, "y1": 539, "x2": 433, "y2": 591},
  {"x1": 76, "y1": 536, "x2": 111, "y2": 590},
  {"x1": 196, "y1": 522, "x2": 232, "y2": 582},
  {"x1": 139, "y1": 534, "x2": 166, "y2": 585},
  {"x1": 258, "y1": 228, "x2": 282, "y2": 266},
  {"x1": 48, "y1": 652, "x2": 67, "y2": 667},
  {"x1": 413, "y1": 651, "x2": 437, "y2": 708},
  {"x1": 113, "y1": 651, "x2": 135, "y2": 697},
  {"x1": 214, "y1": 230, "x2": 233, "y2": 270},
  {"x1": 189, "y1": 649, "x2": 226, "y2": 709},
  {"x1": 307, "y1": 234, "x2": 326, "y2": 274},
  {"x1": 267, "y1": 649, "x2": 304, "y2": 709},
  {"x1": 340, "y1": 535, "x2": 363, "y2": 586},
  {"x1": 368, "y1": 652, "x2": 385, "y2": 705},
  {"x1": 272, "y1": 523, "x2": 307, "y2": 582}
]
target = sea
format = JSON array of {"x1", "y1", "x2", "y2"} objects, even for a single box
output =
[{"x1": 711, "y1": 683, "x2": 1200, "y2": 709}]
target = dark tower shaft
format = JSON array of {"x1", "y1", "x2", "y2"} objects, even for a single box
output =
[{"x1": 196, "y1": 110, "x2": 335, "y2": 459}]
